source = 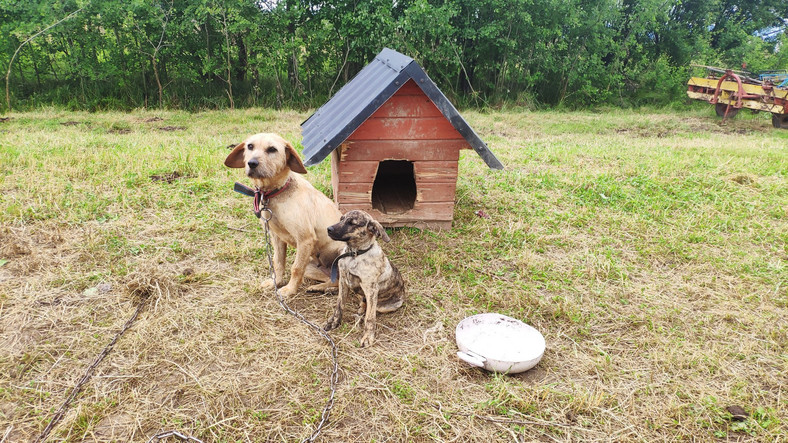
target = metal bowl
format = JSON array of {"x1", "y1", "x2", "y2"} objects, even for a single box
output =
[{"x1": 455, "y1": 313, "x2": 545, "y2": 374}]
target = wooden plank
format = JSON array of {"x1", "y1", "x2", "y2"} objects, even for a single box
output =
[
  {"x1": 336, "y1": 181, "x2": 457, "y2": 204},
  {"x1": 335, "y1": 160, "x2": 379, "y2": 183},
  {"x1": 336, "y1": 182, "x2": 371, "y2": 203},
  {"x1": 338, "y1": 201, "x2": 454, "y2": 224},
  {"x1": 330, "y1": 150, "x2": 341, "y2": 203},
  {"x1": 395, "y1": 80, "x2": 423, "y2": 95},
  {"x1": 347, "y1": 116, "x2": 464, "y2": 141},
  {"x1": 335, "y1": 160, "x2": 458, "y2": 184},
  {"x1": 370, "y1": 95, "x2": 443, "y2": 118},
  {"x1": 415, "y1": 161, "x2": 458, "y2": 182},
  {"x1": 340, "y1": 140, "x2": 465, "y2": 162},
  {"x1": 416, "y1": 181, "x2": 457, "y2": 202}
]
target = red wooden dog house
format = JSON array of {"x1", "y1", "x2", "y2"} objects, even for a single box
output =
[{"x1": 301, "y1": 48, "x2": 503, "y2": 229}]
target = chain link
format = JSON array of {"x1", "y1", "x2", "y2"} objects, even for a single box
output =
[
  {"x1": 261, "y1": 209, "x2": 339, "y2": 443},
  {"x1": 146, "y1": 430, "x2": 204, "y2": 443},
  {"x1": 35, "y1": 298, "x2": 149, "y2": 443}
]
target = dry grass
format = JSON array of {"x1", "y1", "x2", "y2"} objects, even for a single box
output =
[{"x1": 0, "y1": 107, "x2": 786, "y2": 442}]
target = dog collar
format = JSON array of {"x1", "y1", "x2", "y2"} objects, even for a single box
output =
[
  {"x1": 330, "y1": 245, "x2": 373, "y2": 283},
  {"x1": 233, "y1": 179, "x2": 291, "y2": 218}
]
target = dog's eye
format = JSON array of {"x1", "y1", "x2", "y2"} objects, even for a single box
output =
[
  {"x1": 266, "y1": 146, "x2": 277, "y2": 154},
  {"x1": 247, "y1": 143, "x2": 254, "y2": 150}
]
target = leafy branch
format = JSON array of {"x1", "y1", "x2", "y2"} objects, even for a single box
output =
[{"x1": 4, "y1": 6, "x2": 85, "y2": 111}]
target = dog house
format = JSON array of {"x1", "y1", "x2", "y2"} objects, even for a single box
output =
[{"x1": 301, "y1": 48, "x2": 503, "y2": 229}]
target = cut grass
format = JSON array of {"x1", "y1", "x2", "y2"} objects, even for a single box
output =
[{"x1": 0, "y1": 106, "x2": 786, "y2": 441}]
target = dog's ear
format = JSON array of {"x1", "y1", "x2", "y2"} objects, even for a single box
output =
[
  {"x1": 285, "y1": 141, "x2": 307, "y2": 174},
  {"x1": 367, "y1": 218, "x2": 390, "y2": 242},
  {"x1": 225, "y1": 142, "x2": 246, "y2": 168}
]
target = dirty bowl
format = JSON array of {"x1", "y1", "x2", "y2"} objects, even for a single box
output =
[{"x1": 455, "y1": 313, "x2": 545, "y2": 374}]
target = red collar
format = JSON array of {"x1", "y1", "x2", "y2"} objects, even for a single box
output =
[{"x1": 253, "y1": 178, "x2": 291, "y2": 218}]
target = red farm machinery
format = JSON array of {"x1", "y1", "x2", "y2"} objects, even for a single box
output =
[{"x1": 687, "y1": 66, "x2": 788, "y2": 129}]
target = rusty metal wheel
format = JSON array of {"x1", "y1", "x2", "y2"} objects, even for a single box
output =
[
  {"x1": 772, "y1": 114, "x2": 788, "y2": 129},
  {"x1": 715, "y1": 103, "x2": 739, "y2": 118}
]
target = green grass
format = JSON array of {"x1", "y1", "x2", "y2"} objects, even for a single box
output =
[{"x1": 0, "y1": 106, "x2": 786, "y2": 441}]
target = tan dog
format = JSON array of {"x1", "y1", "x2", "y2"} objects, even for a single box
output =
[
  {"x1": 225, "y1": 133, "x2": 344, "y2": 296},
  {"x1": 324, "y1": 210, "x2": 406, "y2": 347}
]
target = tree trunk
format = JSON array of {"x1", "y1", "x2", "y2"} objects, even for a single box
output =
[
  {"x1": 47, "y1": 49, "x2": 59, "y2": 82},
  {"x1": 221, "y1": 8, "x2": 234, "y2": 109},
  {"x1": 151, "y1": 55, "x2": 163, "y2": 108},
  {"x1": 275, "y1": 64, "x2": 284, "y2": 109},
  {"x1": 204, "y1": 19, "x2": 211, "y2": 80},
  {"x1": 235, "y1": 36, "x2": 247, "y2": 82},
  {"x1": 113, "y1": 28, "x2": 128, "y2": 73},
  {"x1": 32, "y1": 54, "x2": 42, "y2": 87},
  {"x1": 16, "y1": 54, "x2": 26, "y2": 85}
]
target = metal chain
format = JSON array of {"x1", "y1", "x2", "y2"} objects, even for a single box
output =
[
  {"x1": 35, "y1": 294, "x2": 203, "y2": 443},
  {"x1": 35, "y1": 298, "x2": 149, "y2": 443},
  {"x1": 35, "y1": 206, "x2": 338, "y2": 443},
  {"x1": 146, "y1": 430, "x2": 204, "y2": 443},
  {"x1": 259, "y1": 208, "x2": 339, "y2": 443}
]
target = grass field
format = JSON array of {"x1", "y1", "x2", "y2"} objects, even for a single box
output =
[{"x1": 0, "y1": 107, "x2": 786, "y2": 442}]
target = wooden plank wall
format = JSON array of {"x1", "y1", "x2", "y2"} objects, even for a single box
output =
[{"x1": 331, "y1": 79, "x2": 468, "y2": 228}]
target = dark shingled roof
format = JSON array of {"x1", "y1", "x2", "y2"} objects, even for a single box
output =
[{"x1": 301, "y1": 48, "x2": 503, "y2": 169}]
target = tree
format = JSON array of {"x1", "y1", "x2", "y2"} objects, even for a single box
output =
[
  {"x1": 3, "y1": 5, "x2": 83, "y2": 111},
  {"x1": 133, "y1": 0, "x2": 174, "y2": 108}
]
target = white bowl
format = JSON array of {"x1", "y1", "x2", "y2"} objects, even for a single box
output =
[{"x1": 455, "y1": 313, "x2": 545, "y2": 374}]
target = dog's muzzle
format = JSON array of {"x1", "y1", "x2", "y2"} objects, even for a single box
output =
[
  {"x1": 246, "y1": 159, "x2": 267, "y2": 178},
  {"x1": 327, "y1": 225, "x2": 350, "y2": 242}
]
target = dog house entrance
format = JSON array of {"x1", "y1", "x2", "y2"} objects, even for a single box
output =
[{"x1": 372, "y1": 160, "x2": 417, "y2": 214}]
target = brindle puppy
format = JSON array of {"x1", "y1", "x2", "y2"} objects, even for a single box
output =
[{"x1": 324, "y1": 210, "x2": 406, "y2": 347}]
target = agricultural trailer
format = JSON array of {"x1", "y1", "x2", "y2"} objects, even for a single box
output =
[{"x1": 686, "y1": 66, "x2": 788, "y2": 129}]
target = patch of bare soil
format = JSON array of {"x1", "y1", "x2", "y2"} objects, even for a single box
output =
[
  {"x1": 108, "y1": 128, "x2": 132, "y2": 134},
  {"x1": 730, "y1": 174, "x2": 755, "y2": 185},
  {"x1": 685, "y1": 117, "x2": 773, "y2": 134},
  {"x1": 0, "y1": 227, "x2": 66, "y2": 278},
  {"x1": 157, "y1": 126, "x2": 185, "y2": 132},
  {"x1": 141, "y1": 117, "x2": 164, "y2": 123},
  {"x1": 149, "y1": 171, "x2": 191, "y2": 183},
  {"x1": 0, "y1": 117, "x2": 10, "y2": 123},
  {"x1": 0, "y1": 228, "x2": 33, "y2": 258},
  {"x1": 615, "y1": 128, "x2": 676, "y2": 138}
]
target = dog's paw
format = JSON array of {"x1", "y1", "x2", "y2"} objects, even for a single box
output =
[
  {"x1": 306, "y1": 282, "x2": 336, "y2": 294},
  {"x1": 324, "y1": 316, "x2": 342, "y2": 331},
  {"x1": 359, "y1": 330, "x2": 376, "y2": 348},
  {"x1": 278, "y1": 283, "x2": 299, "y2": 297},
  {"x1": 260, "y1": 279, "x2": 278, "y2": 291}
]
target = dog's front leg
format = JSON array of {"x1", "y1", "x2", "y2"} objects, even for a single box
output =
[
  {"x1": 279, "y1": 236, "x2": 315, "y2": 297},
  {"x1": 324, "y1": 275, "x2": 348, "y2": 331},
  {"x1": 273, "y1": 236, "x2": 287, "y2": 285},
  {"x1": 262, "y1": 235, "x2": 287, "y2": 290},
  {"x1": 359, "y1": 281, "x2": 379, "y2": 347}
]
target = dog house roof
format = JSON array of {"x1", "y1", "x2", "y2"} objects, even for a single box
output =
[{"x1": 300, "y1": 48, "x2": 503, "y2": 169}]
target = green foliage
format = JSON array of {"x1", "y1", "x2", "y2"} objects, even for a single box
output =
[{"x1": 0, "y1": 0, "x2": 786, "y2": 111}]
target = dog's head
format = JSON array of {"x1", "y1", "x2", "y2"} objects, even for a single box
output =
[
  {"x1": 224, "y1": 133, "x2": 307, "y2": 180},
  {"x1": 327, "y1": 210, "x2": 390, "y2": 246}
]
